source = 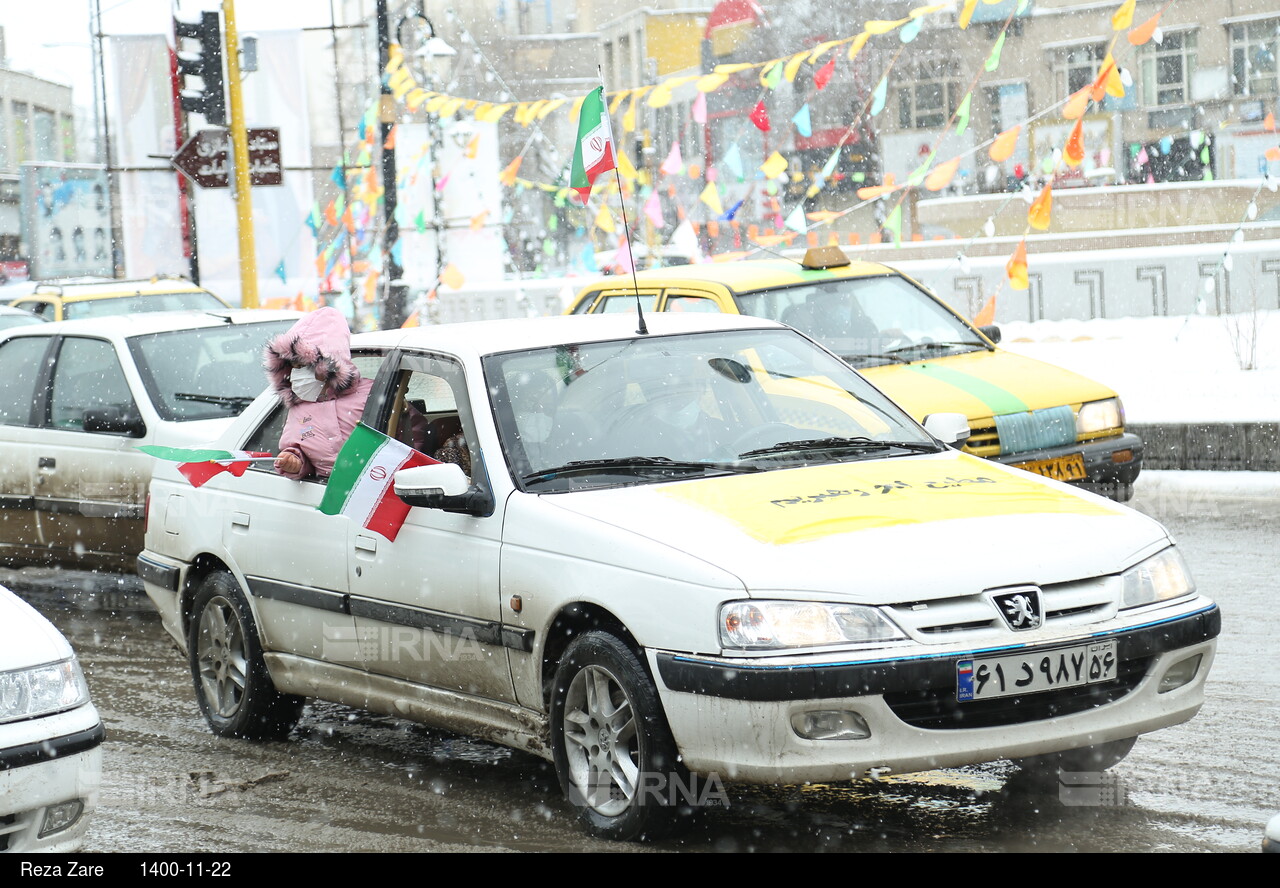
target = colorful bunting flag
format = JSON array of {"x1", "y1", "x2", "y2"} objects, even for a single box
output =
[
  {"x1": 882, "y1": 204, "x2": 902, "y2": 247},
  {"x1": 644, "y1": 191, "x2": 665, "y2": 228},
  {"x1": 814, "y1": 57, "x2": 836, "y2": 90},
  {"x1": 1064, "y1": 119, "x2": 1086, "y2": 168},
  {"x1": 1112, "y1": 0, "x2": 1136, "y2": 30},
  {"x1": 749, "y1": 101, "x2": 771, "y2": 132},
  {"x1": 925, "y1": 157, "x2": 961, "y2": 192},
  {"x1": 985, "y1": 31, "x2": 1006, "y2": 72},
  {"x1": 955, "y1": 92, "x2": 972, "y2": 135},
  {"x1": 699, "y1": 182, "x2": 723, "y2": 215},
  {"x1": 660, "y1": 141, "x2": 684, "y2": 176},
  {"x1": 760, "y1": 151, "x2": 789, "y2": 180},
  {"x1": 870, "y1": 77, "x2": 888, "y2": 116},
  {"x1": 1128, "y1": 12, "x2": 1162, "y2": 45},
  {"x1": 792, "y1": 104, "x2": 812, "y2": 138},
  {"x1": 1007, "y1": 239, "x2": 1029, "y2": 290},
  {"x1": 1028, "y1": 184, "x2": 1053, "y2": 230},
  {"x1": 990, "y1": 126, "x2": 1021, "y2": 162},
  {"x1": 692, "y1": 91, "x2": 707, "y2": 124}
]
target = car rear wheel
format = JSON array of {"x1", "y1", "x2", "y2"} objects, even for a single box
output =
[
  {"x1": 550, "y1": 631, "x2": 686, "y2": 841},
  {"x1": 188, "y1": 571, "x2": 303, "y2": 741}
]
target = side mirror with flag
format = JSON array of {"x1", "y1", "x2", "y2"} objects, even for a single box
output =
[{"x1": 394, "y1": 463, "x2": 493, "y2": 516}]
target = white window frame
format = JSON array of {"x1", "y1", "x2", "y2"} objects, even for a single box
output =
[
  {"x1": 1052, "y1": 42, "x2": 1107, "y2": 99},
  {"x1": 1141, "y1": 28, "x2": 1198, "y2": 108},
  {"x1": 1230, "y1": 18, "x2": 1280, "y2": 97},
  {"x1": 896, "y1": 61, "x2": 961, "y2": 130}
]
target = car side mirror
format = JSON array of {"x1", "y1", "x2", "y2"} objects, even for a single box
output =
[
  {"x1": 83, "y1": 405, "x2": 147, "y2": 437},
  {"x1": 394, "y1": 462, "x2": 493, "y2": 516},
  {"x1": 978, "y1": 324, "x2": 1001, "y2": 344},
  {"x1": 923, "y1": 412, "x2": 971, "y2": 446}
]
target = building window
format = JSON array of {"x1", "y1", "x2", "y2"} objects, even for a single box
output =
[
  {"x1": 897, "y1": 61, "x2": 961, "y2": 130},
  {"x1": 0, "y1": 99, "x2": 7, "y2": 169},
  {"x1": 1142, "y1": 30, "x2": 1197, "y2": 106},
  {"x1": 1231, "y1": 19, "x2": 1280, "y2": 96},
  {"x1": 1054, "y1": 43, "x2": 1107, "y2": 98},
  {"x1": 13, "y1": 103, "x2": 29, "y2": 165},
  {"x1": 33, "y1": 108, "x2": 58, "y2": 162},
  {"x1": 61, "y1": 115, "x2": 76, "y2": 162}
]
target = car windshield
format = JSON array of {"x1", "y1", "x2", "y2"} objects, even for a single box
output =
[
  {"x1": 734, "y1": 275, "x2": 988, "y2": 367},
  {"x1": 128, "y1": 319, "x2": 295, "y2": 422},
  {"x1": 63, "y1": 290, "x2": 226, "y2": 320},
  {"x1": 486, "y1": 327, "x2": 939, "y2": 492}
]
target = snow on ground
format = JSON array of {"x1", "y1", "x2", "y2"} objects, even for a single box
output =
[{"x1": 1000, "y1": 310, "x2": 1280, "y2": 424}]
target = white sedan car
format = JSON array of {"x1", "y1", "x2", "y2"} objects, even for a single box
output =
[
  {"x1": 138, "y1": 312, "x2": 1219, "y2": 841},
  {"x1": 0, "y1": 309, "x2": 300, "y2": 571},
  {"x1": 0, "y1": 585, "x2": 102, "y2": 852}
]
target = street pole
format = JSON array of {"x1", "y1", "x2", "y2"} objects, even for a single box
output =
[
  {"x1": 377, "y1": 0, "x2": 407, "y2": 329},
  {"x1": 222, "y1": 0, "x2": 259, "y2": 308}
]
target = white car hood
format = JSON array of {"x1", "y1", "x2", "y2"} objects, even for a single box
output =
[
  {"x1": 0, "y1": 587, "x2": 74, "y2": 671},
  {"x1": 539, "y1": 452, "x2": 1169, "y2": 603}
]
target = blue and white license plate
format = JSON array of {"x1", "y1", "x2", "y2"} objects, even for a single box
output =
[{"x1": 956, "y1": 640, "x2": 1118, "y2": 702}]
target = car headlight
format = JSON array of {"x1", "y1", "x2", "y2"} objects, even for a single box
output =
[
  {"x1": 720, "y1": 600, "x2": 906, "y2": 650},
  {"x1": 1121, "y1": 547, "x2": 1196, "y2": 609},
  {"x1": 1076, "y1": 397, "x2": 1123, "y2": 435},
  {"x1": 0, "y1": 658, "x2": 90, "y2": 724}
]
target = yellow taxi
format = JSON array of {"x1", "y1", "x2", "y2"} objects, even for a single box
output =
[
  {"x1": 568, "y1": 247, "x2": 1142, "y2": 500},
  {"x1": 9, "y1": 276, "x2": 229, "y2": 321}
]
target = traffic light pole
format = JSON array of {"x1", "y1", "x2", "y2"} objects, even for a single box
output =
[{"x1": 222, "y1": 0, "x2": 259, "y2": 308}]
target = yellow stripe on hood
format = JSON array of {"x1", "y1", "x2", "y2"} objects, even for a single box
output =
[{"x1": 658, "y1": 455, "x2": 1117, "y2": 546}]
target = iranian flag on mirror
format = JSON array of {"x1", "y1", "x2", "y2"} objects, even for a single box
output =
[{"x1": 318, "y1": 423, "x2": 438, "y2": 541}]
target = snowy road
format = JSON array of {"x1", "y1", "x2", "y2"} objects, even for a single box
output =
[{"x1": 7, "y1": 475, "x2": 1276, "y2": 853}]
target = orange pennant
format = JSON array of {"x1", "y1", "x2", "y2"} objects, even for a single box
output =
[
  {"x1": 1266, "y1": 147, "x2": 1280, "y2": 162},
  {"x1": 324, "y1": 201, "x2": 338, "y2": 227},
  {"x1": 1006, "y1": 239, "x2": 1029, "y2": 290},
  {"x1": 1064, "y1": 118, "x2": 1086, "y2": 168},
  {"x1": 1127, "y1": 12, "x2": 1160, "y2": 45},
  {"x1": 856, "y1": 173, "x2": 899, "y2": 200},
  {"x1": 469, "y1": 209, "x2": 490, "y2": 231},
  {"x1": 499, "y1": 156, "x2": 523, "y2": 187},
  {"x1": 383, "y1": 125, "x2": 397, "y2": 150},
  {"x1": 990, "y1": 126, "x2": 1021, "y2": 163},
  {"x1": 925, "y1": 157, "x2": 961, "y2": 192},
  {"x1": 440, "y1": 263, "x2": 465, "y2": 290},
  {"x1": 1063, "y1": 87, "x2": 1090, "y2": 121},
  {"x1": 1266, "y1": 112, "x2": 1277, "y2": 133},
  {"x1": 1028, "y1": 184, "x2": 1053, "y2": 230},
  {"x1": 973, "y1": 294, "x2": 996, "y2": 328},
  {"x1": 464, "y1": 134, "x2": 480, "y2": 159}
]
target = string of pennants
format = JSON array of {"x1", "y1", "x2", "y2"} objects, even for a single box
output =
[{"x1": 291, "y1": 0, "x2": 1280, "y2": 325}]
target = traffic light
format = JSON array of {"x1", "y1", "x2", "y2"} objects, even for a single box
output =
[{"x1": 174, "y1": 11, "x2": 226, "y2": 126}]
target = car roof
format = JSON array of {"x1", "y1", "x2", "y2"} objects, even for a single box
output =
[
  {"x1": 577, "y1": 257, "x2": 903, "y2": 296},
  {"x1": 28, "y1": 277, "x2": 219, "y2": 301},
  {"x1": 367, "y1": 310, "x2": 787, "y2": 360},
  {"x1": 0, "y1": 308, "x2": 302, "y2": 340}
]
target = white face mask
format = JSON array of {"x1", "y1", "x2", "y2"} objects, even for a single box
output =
[{"x1": 290, "y1": 367, "x2": 326, "y2": 402}]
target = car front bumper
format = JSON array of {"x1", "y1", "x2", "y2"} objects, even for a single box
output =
[
  {"x1": 651, "y1": 601, "x2": 1217, "y2": 784},
  {"x1": 991, "y1": 431, "x2": 1143, "y2": 487},
  {"x1": 0, "y1": 706, "x2": 104, "y2": 852}
]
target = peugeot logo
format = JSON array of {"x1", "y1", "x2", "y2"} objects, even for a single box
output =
[{"x1": 991, "y1": 587, "x2": 1044, "y2": 631}]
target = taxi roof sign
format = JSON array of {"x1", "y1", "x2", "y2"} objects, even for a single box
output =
[{"x1": 800, "y1": 246, "x2": 852, "y2": 270}]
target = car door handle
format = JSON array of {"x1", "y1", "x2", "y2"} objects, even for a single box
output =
[
  {"x1": 354, "y1": 534, "x2": 378, "y2": 554},
  {"x1": 230, "y1": 511, "x2": 251, "y2": 528},
  {"x1": 38, "y1": 457, "x2": 55, "y2": 469}
]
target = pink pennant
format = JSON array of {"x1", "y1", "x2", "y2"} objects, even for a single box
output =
[
  {"x1": 692, "y1": 91, "x2": 707, "y2": 125},
  {"x1": 643, "y1": 191, "x2": 665, "y2": 228},
  {"x1": 660, "y1": 141, "x2": 684, "y2": 176}
]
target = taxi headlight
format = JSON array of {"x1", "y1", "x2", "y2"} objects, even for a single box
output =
[
  {"x1": 720, "y1": 601, "x2": 906, "y2": 650},
  {"x1": 0, "y1": 658, "x2": 90, "y2": 724},
  {"x1": 1121, "y1": 547, "x2": 1196, "y2": 609},
  {"x1": 1076, "y1": 397, "x2": 1123, "y2": 435}
]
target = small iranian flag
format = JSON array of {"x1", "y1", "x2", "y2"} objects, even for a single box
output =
[
  {"x1": 138, "y1": 445, "x2": 273, "y2": 488},
  {"x1": 319, "y1": 423, "x2": 437, "y2": 541},
  {"x1": 569, "y1": 86, "x2": 616, "y2": 205}
]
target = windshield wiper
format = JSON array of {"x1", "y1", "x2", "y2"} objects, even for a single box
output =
[
  {"x1": 739, "y1": 436, "x2": 941, "y2": 459},
  {"x1": 884, "y1": 340, "x2": 988, "y2": 355},
  {"x1": 842, "y1": 352, "x2": 910, "y2": 365},
  {"x1": 175, "y1": 392, "x2": 256, "y2": 410},
  {"x1": 523, "y1": 456, "x2": 761, "y2": 484}
]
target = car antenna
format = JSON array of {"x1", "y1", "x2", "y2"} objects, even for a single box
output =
[{"x1": 595, "y1": 65, "x2": 647, "y2": 335}]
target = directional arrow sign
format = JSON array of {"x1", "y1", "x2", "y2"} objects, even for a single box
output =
[{"x1": 171, "y1": 128, "x2": 283, "y2": 188}]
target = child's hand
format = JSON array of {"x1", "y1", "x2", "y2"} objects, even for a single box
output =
[{"x1": 274, "y1": 452, "x2": 302, "y2": 475}]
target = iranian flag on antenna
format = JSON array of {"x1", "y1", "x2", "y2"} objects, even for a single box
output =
[
  {"x1": 569, "y1": 86, "x2": 616, "y2": 205},
  {"x1": 319, "y1": 423, "x2": 438, "y2": 541}
]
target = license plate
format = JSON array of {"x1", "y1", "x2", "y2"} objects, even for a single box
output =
[
  {"x1": 956, "y1": 640, "x2": 1117, "y2": 702},
  {"x1": 1014, "y1": 452, "x2": 1087, "y2": 482}
]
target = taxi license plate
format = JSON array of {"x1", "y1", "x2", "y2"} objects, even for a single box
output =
[
  {"x1": 956, "y1": 640, "x2": 1117, "y2": 702},
  {"x1": 1014, "y1": 452, "x2": 1087, "y2": 482}
]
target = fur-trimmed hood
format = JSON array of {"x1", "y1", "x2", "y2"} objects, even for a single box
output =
[{"x1": 264, "y1": 307, "x2": 360, "y2": 407}]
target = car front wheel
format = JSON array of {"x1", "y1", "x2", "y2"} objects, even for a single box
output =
[
  {"x1": 550, "y1": 631, "x2": 687, "y2": 841},
  {"x1": 188, "y1": 571, "x2": 303, "y2": 741}
]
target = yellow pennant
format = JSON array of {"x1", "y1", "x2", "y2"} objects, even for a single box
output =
[{"x1": 1111, "y1": 0, "x2": 1136, "y2": 30}]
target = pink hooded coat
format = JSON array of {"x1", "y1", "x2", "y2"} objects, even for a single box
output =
[{"x1": 263, "y1": 307, "x2": 373, "y2": 480}]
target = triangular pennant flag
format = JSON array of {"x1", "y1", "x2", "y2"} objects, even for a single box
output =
[
  {"x1": 383, "y1": 125, "x2": 397, "y2": 151},
  {"x1": 1128, "y1": 12, "x2": 1162, "y2": 45},
  {"x1": 692, "y1": 91, "x2": 707, "y2": 124},
  {"x1": 274, "y1": 260, "x2": 287, "y2": 284},
  {"x1": 955, "y1": 92, "x2": 972, "y2": 136},
  {"x1": 883, "y1": 204, "x2": 902, "y2": 247},
  {"x1": 644, "y1": 191, "x2": 665, "y2": 228},
  {"x1": 414, "y1": 210, "x2": 426, "y2": 234},
  {"x1": 870, "y1": 77, "x2": 888, "y2": 116},
  {"x1": 822, "y1": 148, "x2": 841, "y2": 178},
  {"x1": 594, "y1": 203, "x2": 616, "y2": 233},
  {"x1": 1265, "y1": 112, "x2": 1276, "y2": 133},
  {"x1": 990, "y1": 125, "x2": 1021, "y2": 162},
  {"x1": 985, "y1": 31, "x2": 1007, "y2": 72},
  {"x1": 783, "y1": 204, "x2": 807, "y2": 233},
  {"x1": 1028, "y1": 184, "x2": 1053, "y2": 230},
  {"x1": 749, "y1": 101, "x2": 771, "y2": 132},
  {"x1": 721, "y1": 199, "x2": 744, "y2": 221},
  {"x1": 761, "y1": 61, "x2": 783, "y2": 90},
  {"x1": 660, "y1": 141, "x2": 684, "y2": 176},
  {"x1": 899, "y1": 16, "x2": 922, "y2": 43},
  {"x1": 1006, "y1": 239, "x2": 1029, "y2": 290},
  {"x1": 1112, "y1": 0, "x2": 1136, "y2": 30},
  {"x1": 925, "y1": 157, "x2": 961, "y2": 192},
  {"x1": 973, "y1": 294, "x2": 997, "y2": 328},
  {"x1": 669, "y1": 218, "x2": 701, "y2": 262},
  {"x1": 959, "y1": 0, "x2": 978, "y2": 29},
  {"x1": 760, "y1": 151, "x2": 789, "y2": 179},
  {"x1": 499, "y1": 156, "x2": 523, "y2": 187},
  {"x1": 792, "y1": 104, "x2": 812, "y2": 138},
  {"x1": 616, "y1": 149, "x2": 639, "y2": 181},
  {"x1": 814, "y1": 57, "x2": 836, "y2": 90},
  {"x1": 1064, "y1": 118, "x2": 1086, "y2": 168},
  {"x1": 440, "y1": 263, "x2": 465, "y2": 290},
  {"x1": 699, "y1": 182, "x2": 723, "y2": 216},
  {"x1": 464, "y1": 134, "x2": 480, "y2": 159},
  {"x1": 1064, "y1": 87, "x2": 1090, "y2": 120},
  {"x1": 723, "y1": 144, "x2": 745, "y2": 181}
]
